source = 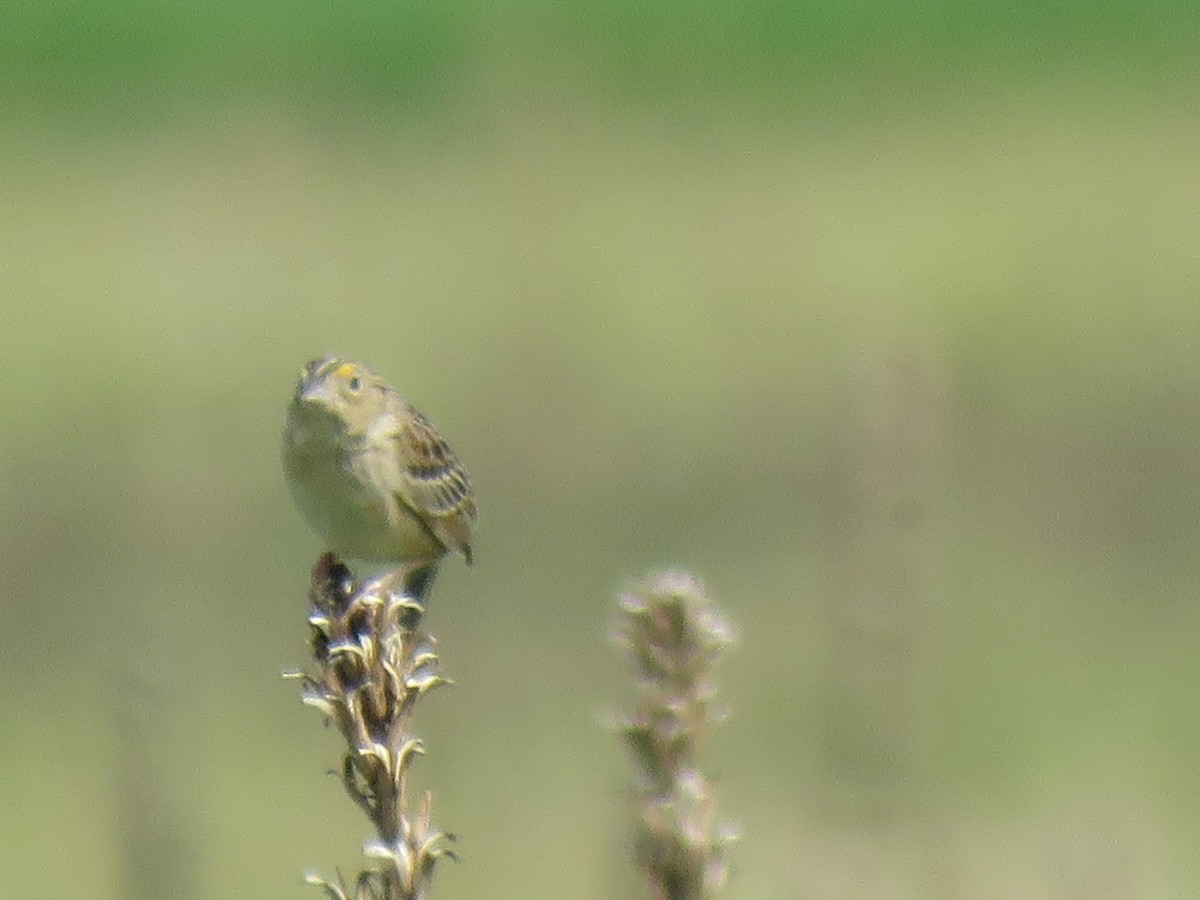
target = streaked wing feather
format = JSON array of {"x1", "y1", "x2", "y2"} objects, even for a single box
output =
[{"x1": 392, "y1": 405, "x2": 476, "y2": 560}]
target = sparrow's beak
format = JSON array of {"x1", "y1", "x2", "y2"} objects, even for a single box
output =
[{"x1": 298, "y1": 377, "x2": 335, "y2": 407}]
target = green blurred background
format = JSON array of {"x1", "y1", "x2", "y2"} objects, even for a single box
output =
[{"x1": 4, "y1": 2, "x2": 1200, "y2": 897}]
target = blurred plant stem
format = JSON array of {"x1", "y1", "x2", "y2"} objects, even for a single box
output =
[
  {"x1": 614, "y1": 571, "x2": 737, "y2": 900},
  {"x1": 289, "y1": 553, "x2": 455, "y2": 900},
  {"x1": 821, "y1": 335, "x2": 945, "y2": 818},
  {"x1": 113, "y1": 672, "x2": 197, "y2": 900}
]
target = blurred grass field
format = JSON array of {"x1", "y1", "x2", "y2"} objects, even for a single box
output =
[{"x1": 4, "y1": 3, "x2": 1200, "y2": 898}]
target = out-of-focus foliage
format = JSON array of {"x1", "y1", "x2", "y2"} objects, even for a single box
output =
[
  {"x1": 4, "y1": 0, "x2": 1200, "y2": 115},
  {"x1": 3, "y1": 3, "x2": 1200, "y2": 898}
]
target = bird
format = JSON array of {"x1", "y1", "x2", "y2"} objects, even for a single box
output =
[{"x1": 282, "y1": 355, "x2": 476, "y2": 602}]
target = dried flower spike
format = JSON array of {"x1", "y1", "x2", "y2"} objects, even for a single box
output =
[
  {"x1": 293, "y1": 552, "x2": 455, "y2": 900},
  {"x1": 614, "y1": 571, "x2": 737, "y2": 900}
]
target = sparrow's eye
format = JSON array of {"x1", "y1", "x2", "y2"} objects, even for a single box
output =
[{"x1": 335, "y1": 362, "x2": 362, "y2": 393}]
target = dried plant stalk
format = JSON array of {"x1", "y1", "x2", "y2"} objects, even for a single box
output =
[
  {"x1": 288, "y1": 552, "x2": 456, "y2": 900},
  {"x1": 823, "y1": 337, "x2": 944, "y2": 815},
  {"x1": 614, "y1": 571, "x2": 737, "y2": 900}
]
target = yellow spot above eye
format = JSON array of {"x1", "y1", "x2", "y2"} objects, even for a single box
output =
[{"x1": 335, "y1": 363, "x2": 358, "y2": 381}]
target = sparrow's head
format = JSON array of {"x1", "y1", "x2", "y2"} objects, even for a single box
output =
[{"x1": 289, "y1": 356, "x2": 390, "y2": 438}]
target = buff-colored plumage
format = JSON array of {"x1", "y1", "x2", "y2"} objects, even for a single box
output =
[{"x1": 282, "y1": 356, "x2": 476, "y2": 595}]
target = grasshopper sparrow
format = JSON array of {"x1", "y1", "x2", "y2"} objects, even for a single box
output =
[{"x1": 282, "y1": 356, "x2": 476, "y2": 599}]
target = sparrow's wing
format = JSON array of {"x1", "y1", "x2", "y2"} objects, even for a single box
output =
[{"x1": 390, "y1": 404, "x2": 477, "y2": 562}]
